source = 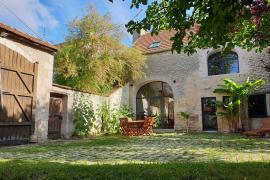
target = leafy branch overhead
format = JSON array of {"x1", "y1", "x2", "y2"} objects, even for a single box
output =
[
  {"x1": 111, "y1": 0, "x2": 270, "y2": 54},
  {"x1": 54, "y1": 5, "x2": 146, "y2": 94}
]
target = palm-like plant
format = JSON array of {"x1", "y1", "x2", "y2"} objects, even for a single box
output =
[{"x1": 213, "y1": 78, "x2": 265, "y2": 132}]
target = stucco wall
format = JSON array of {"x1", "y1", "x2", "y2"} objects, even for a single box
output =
[
  {"x1": 51, "y1": 86, "x2": 108, "y2": 138},
  {"x1": 108, "y1": 85, "x2": 130, "y2": 111},
  {"x1": 0, "y1": 38, "x2": 54, "y2": 142},
  {"x1": 129, "y1": 47, "x2": 270, "y2": 132}
]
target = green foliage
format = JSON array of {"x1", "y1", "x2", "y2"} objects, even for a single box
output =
[
  {"x1": 98, "y1": 104, "x2": 134, "y2": 134},
  {"x1": 155, "y1": 114, "x2": 167, "y2": 128},
  {"x1": 180, "y1": 112, "x2": 190, "y2": 120},
  {"x1": 97, "y1": 102, "x2": 111, "y2": 133},
  {"x1": 180, "y1": 112, "x2": 190, "y2": 133},
  {"x1": 111, "y1": 0, "x2": 270, "y2": 54},
  {"x1": 73, "y1": 95, "x2": 96, "y2": 136},
  {"x1": 110, "y1": 105, "x2": 134, "y2": 134},
  {"x1": 213, "y1": 78, "x2": 265, "y2": 132},
  {"x1": 54, "y1": 5, "x2": 146, "y2": 94}
]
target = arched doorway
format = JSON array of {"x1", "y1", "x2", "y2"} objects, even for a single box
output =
[{"x1": 136, "y1": 81, "x2": 174, "y2": 129}]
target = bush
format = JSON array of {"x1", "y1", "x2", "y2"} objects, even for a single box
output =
[
  {"x1": 97, "y1": 102, "x2": 111, "y2": 133},
  {"x1": 155, "y1": 114, "x2": 167, "y2": 128},
  {"x1": 73, "y1": 95, "x2": 96, "y2": 136},
  {"x1": 98, "y1": 104, "x2": 134, "y2": 134}
]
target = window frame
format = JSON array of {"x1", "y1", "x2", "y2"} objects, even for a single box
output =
[
  {"x1": 207, "y1": 52, "x2": 239, "y2": 76},
  {"x1": 148, "y1": 41, "x2": 161, "y2": 49}
]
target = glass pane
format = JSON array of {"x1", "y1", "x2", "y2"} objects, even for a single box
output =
[
  {"x1": 202, "y1": 97, "x2": 217, "y2": 131},
  {"x1": 223, "y1": 53, "x2": 239, "y2": 74},
  {"x1": 149, "y1": 97, "x2": 162, "y2": 116},
  {"x1": 208, "y1": 54, "x2": 223, "y2": 75},
  {"x1": 148, "y1": 82, "x2": 163, "y2": 97},
  {"x1": 136, "y1": 98, "x2": 149, "y2": 119},
  {"x1": 136, "y1": 84, "x2": 149, "y2": 98}
]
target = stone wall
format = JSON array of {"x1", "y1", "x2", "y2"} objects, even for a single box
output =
[
  {"x1": 51, "y1": 85, "x2": 108, "y2": 138},
  {"x1": 129, "y1": 47, "x2": 270, "y2": 132},
  {"x1": 108, "y1": 85, "x2": 130, "y2": 111}
]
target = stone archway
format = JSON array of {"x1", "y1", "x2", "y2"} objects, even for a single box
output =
[{"x1": 136, "y1": 81, "x2": 174, "y2": 129}]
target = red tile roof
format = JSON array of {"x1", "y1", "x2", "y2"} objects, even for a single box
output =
[
  {"x1": 0, "y1": 22, "x2": 58, "y2": 53},
  {"x1": 133, "y1": 30, "x2": 176, "y2": 54},
  {"x1": 133, "y1": 24, "x2": 201, "y2": 54}
]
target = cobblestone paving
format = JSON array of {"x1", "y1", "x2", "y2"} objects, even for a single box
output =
[{"x1": 0, "y1": 133, "x2": 270, "y2": 164}]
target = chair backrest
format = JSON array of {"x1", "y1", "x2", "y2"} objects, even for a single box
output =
[
  {"x1": 143, "y1": 117, "x2": 155, "y2": 127},
  {"x1": 261, "y1": 118, "x2": 270, "y2": 129}
]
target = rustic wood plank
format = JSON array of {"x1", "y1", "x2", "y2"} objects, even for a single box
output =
[{"x1": 0, "y1": 44, "x2": 37, "y2": 142}]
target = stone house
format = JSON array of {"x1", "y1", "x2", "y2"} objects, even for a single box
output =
[
  {"x1": 0, "y1": 22, "x2": 269, "y2": 144},
  {"x1": 120, "y1": 30, "x2": 270, "y2": 132}
]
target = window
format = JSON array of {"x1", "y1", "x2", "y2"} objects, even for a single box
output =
[
  {"x1": 208, "y1": 52, "x2": 239, "y2": 76},
  {"x1": 149, "y1": 41, "x2": 161, "y2": 48},
  {"x1": 248, "y1": 94, "x2": 267, "y2": 118}
]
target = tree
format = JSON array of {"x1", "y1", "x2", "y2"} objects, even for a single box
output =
[
  {"x1": 213, "y1": 78, "x2": 264, "y2": 132},
  {"x1": 54, "y1": 6, "x2": 146, "y2": 94},
  {"x1": 110, "y1": 0, "x2": 270, "y2": 54}
]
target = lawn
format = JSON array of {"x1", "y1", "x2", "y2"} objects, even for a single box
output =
[{"x1": 0, "y1": 133, "x2": 270, "y2": 179}]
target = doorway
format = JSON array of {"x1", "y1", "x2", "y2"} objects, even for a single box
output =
[
  {"x1": 201, "y1": 97, "x2": 218, "y2": 131},
  {"x1": 136, "y1": 81, "x2": 174, "y2": 129}
]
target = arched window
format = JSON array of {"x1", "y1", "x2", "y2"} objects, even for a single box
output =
[
  {"x1": 208, "y1": 52, "x2": 239, "y2": 76},
  {"x1": 136, "y1": 81, "x2": 174, "y2": 129}
]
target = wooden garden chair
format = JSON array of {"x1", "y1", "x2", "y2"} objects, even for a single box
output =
[
  {"x1": 243, "y1": 118, "x2": 270, "y2": 137},
  {"x1": 138, "y1": 117, "x2": 155, "y2": 136}
]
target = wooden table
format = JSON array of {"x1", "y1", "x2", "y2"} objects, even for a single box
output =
[{"x1": 127, "y1": 120, "x2": 144, "y2": 128}]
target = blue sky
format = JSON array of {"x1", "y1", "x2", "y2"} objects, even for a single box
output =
[{"x1": 0, "y1": 0, "x2": 147, "y2": 46}]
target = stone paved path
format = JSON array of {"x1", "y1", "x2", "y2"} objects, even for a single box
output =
[{"x1": 0, "y1": 133, "x2": 270, "y2": 164}]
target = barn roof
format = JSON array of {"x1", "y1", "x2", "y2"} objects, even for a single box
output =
[{"x1": 0, "y1": 22, "x2": 58, "y2": 53}]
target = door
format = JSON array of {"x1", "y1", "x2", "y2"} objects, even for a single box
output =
[
  {"x1": 48, "y1": 97, "x2": 62, "y2": 139},
  {"x1": 201, "y1": 97, "x2": 217, "y2": 131},
  {"x1": 0, "y1": 44, "x2": 37, "y2": 145}
]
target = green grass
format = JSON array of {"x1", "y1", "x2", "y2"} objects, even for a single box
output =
[
  {"x1": 1, "y1": 160, "x2": 270, "y2": 179},
  {"x1": 0, "y1": 133, "x2": 270, "y2": 179}
]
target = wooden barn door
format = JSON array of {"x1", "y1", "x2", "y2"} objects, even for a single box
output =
[
  {"x1": 0, "y1": 44, "x2": 38, "y2": 145},
  {"x1": 48, "y1": 97, "x2": 62, "y2": 139}
]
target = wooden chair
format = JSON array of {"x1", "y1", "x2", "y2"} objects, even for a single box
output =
[
  {"x1": 243, "y1": 118, "x2": 270, "y2": 137},
  {"x1": 120, "y1": 118, "x2": 136, "y2": 136},
  {"x1": 138, "y1": 117, "x2": 155, "y2": 136}
]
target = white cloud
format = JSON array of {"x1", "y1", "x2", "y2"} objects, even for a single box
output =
[{"x1": 0, "y1": 0, "x2": 58, "y2": 36}]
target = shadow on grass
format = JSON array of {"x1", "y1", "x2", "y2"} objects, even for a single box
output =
[
  {"x1": 0, "y1": 160, "x2": 270, "y2": 180},
  {"x1": 0, "y1": 136, "x2": 131, "y2": 153}
]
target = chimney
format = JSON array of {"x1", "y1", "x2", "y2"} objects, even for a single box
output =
[{"x1": 132, "y1": 29, "x2": 146, "y2": 43}]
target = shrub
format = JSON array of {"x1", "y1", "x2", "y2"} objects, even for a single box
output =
[
  {"x1": 98, "y1": 104, "x2": 134, "y2": 134},
  {"x1": 111, "y1": 105, "x2": 134, "y2": 134},
  {"x1": 180, "y1": 112, "x2": 190, "y2": 133},
  {"x1": 155, "y1": 114, "x2": 167, "y2": 128},
  {"x1": 73, "y1": 95, "x2": 96, "y2": 136},
  {"x1": 97, "y1": 102, "x2": 111, "y2": 133}
]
